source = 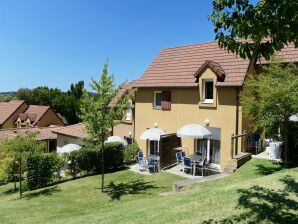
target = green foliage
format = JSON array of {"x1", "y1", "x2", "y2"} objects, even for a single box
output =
[
  {"x1": 27, "y1": 153, "x2": 62, "y2": 190},
  {"x1": 79, "y1": 62, "x2": 131, "y2": 142},
  {"x1": 104, "y1": 142, "x2": 125, "y2": 170},
  {"x1": 124, "y1": 143, "x2": 139, "y2": 164},
  {"x1": 66, "y1": 151, "x2": 81, "y2": 179},
  {"x1": 66, "y1": 143, "x2": 125, "y2": 177},
  {"x1": 241, "y1": 62, "x2": 298, "y2": 161},
  {"x1": 16, "y1": 81, "x2": 85, "y2": 124},
  {"x1": 210, "y1": 0, "x2": 298, "y2": 60},
  {"x1": 0, "y1": 92, "x2": 17, "y2": 102},
  {"x1": 0, "y1": 133, "x2": 45, "y2": 195},
  {"x1": 77, "y1": 146, "x2": 101, "y2": 174}
]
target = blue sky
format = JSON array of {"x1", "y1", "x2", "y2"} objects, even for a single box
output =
[{"x1": 0, "y1": 0, "x2": 215, "y2": 92}]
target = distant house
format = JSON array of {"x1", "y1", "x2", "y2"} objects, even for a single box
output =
[
  {"x1": 0, "y1": 100, "x2": 29, "y2": 129},
  {"x1": 53, "y1": 123, "x2": 94, "y2": 152},
  {"x1": 0, "y1": 100, "x2": 66, "y2": 129},
  {"x1": 110, "y1": 81, "x2": 136, "y2": 144},
  {"x1": 0, "y1": 126, "x2": 59, "y2": 152}
]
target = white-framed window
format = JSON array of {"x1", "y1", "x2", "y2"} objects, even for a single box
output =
[
  {"x1": 203, "y1": 80, "x2": 214, "y2": 103},
  {"x1": 154, "y1": 91, "x2": 162, "y2": 109},
  {"x1": 124, "y1": 108, "x2": 132, "y2": 121}
]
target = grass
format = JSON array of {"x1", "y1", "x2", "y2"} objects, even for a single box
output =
[{"x1": 0, "y1": 159, "x2": 297, "y2": 224}]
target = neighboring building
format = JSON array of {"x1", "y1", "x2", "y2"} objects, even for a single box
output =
[
  {"x1": 0, "y1": 126, "x2": 59, "y2": 152},
  {"x1": 115, "y1": 41, "x2": 298, "y2": 171},
  {"x1": 53, "y1": 123, "x2": 94, "y2": 152},
  {"x1": 15, "y1": 105, "x2": 65, "y2": 128},
  {"x1": 0, "y1": 100, "x2": 28, "y2": 129},
  {"x1": 111, "y1": 81, "x2": 136, "y2": 143},
  {"x1": 0, "y1": 100, "x2": 66, "y2": 129}
]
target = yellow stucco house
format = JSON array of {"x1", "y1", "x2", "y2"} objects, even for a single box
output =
[{"x1": 113, "y1": 41, "x2": 298, "y2": 172}]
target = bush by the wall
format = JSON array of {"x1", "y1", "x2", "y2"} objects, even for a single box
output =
[
  {"x1": 74, "y1": 143, "x2": 124, "y2": 175},
  {"x1": 124, "y1": 142, "x2": 139, "y2": 164},
  {"x1": 77, "y1": 146, "x2": 101, "y2": 174},
  {"x1": 27, "y1": 153, "x2": 61, "y2": 190},
  {"x1": 66, "y1": 151, "x2": 81, "y2": 179}
]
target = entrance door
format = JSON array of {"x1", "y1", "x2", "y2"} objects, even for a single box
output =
[{"x1": 196, "y1": 139, "x2": 220, "y2": 165}]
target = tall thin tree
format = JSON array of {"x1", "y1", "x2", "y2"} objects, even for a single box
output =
[{"x1": 80, "y1": 62, "x2": 131, "y2": 192}]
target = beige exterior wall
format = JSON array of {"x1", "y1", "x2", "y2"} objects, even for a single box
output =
[
  {"x1": 113, "y1": 123, "x2": 133, "y2": 138},
  {"x1": 134, "y1": 68, "x2": 242, "y2": 171},
  {"x1": 1, "y1": 103, "x2": 28, "y2": 129},
  {"x1": 37, "y1": 108, "x2": 65, "y2": 127}
]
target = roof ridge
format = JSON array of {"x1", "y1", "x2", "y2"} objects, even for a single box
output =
[
  {"x1": 54, "y1": 122, "x2": 85, "y2": 131},
  {"x1": 160, "y1": 40, "x2": 218, "y2": 51}
]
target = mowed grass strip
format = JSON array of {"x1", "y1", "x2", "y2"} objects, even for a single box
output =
[{"x1": 0, "y1": 159, "x2": 297, "y2": 224}]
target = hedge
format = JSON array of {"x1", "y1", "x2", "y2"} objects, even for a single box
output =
[
  {"x1": 67, "y1": 142, "x2": 125, "y2": 178},
  {"x1": 27, "y1": 153, "x2": 62, "y2": 190}
]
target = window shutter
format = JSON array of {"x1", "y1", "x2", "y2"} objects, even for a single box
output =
[{"x1": 161, "y1": 91, "x2": 171, "y2": 110}]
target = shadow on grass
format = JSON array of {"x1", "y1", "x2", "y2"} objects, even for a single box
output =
[
  {"x1": 24, "y1": 186, "x2": 61, "y2": 199},
  {"x1": 255, "y1": 162, "x2": 288, "y2": 176},
  {"x1": 105, "y1": 179, "x2": 157, "y2": 200},
  {"x1": 1, "y1": 188, "x2": 18, "y2": 196},
  {"x1": 203, "y1": 175, "x2": 298, "y2": 224}
]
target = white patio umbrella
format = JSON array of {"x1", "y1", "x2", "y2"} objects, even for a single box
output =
[
  {"x1": 289, "y1": 113, "x2": 298, "y2": 122},
  {"x1": 177, "y1": 124, "x2": 212, "y2": 139},
  {"x1": 177, "y1": 124, "x2": 212, "y2": 161},
  {"x1": 140, "y1": 128, "x2": 166, "y2": 155},
  {"x1": 139, "y1": 128, "x2": 166, "y2": 141},
  {"x1": 58, "y1": 143, "x2": 81, "y2": 154},
  {"x1": 105, "y1": 135, "x2": 128, "y2": 146}
]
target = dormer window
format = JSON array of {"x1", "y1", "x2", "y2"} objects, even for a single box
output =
[{"x1": 203, "y1": 80, "x2": 214, "y2": 104}]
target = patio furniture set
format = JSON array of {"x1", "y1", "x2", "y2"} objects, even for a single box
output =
[
  {"x1": 176, "y1": 151, "x2": 213, "y2": 176},
  {"x1": 136, "y1": 151, "x2": 161, "y2": 173}
]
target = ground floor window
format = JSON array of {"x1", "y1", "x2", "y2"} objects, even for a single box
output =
[
  {"x1": 148, "y1": 140, "x2": 159, "y2": 155},
  {"x1": 195, "y1": 139, "x2": 220, "y2": 165}
]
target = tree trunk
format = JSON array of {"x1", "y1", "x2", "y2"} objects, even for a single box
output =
[
  {"x1": 13, "y1": 173, "x2": 16, "y2": 192},
  {"x1": 19, "y1": 158, "x2": 22, "y2": 197},
  {"x1": 282, "y1": 120, "x2": 290, "y2": 165},
  {"x1": 101, "y1": 134, "x2": 105, "y2": 192}
]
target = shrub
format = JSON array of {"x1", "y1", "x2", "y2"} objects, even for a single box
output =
[
  {"x1": 103, "y1": 142, "x2": 125, "y2": 170},
  {"x1": 74, "y1": 143, "x2": 124, "y2": 175},
  {"x1": 27, "y1": 153, "x2": 61, "y2": 190},
  {"x1": 124, "y1": 142, "x2": 139, "y2": 164},
  {"x1": 66, "y1": 151, "x2": 81, "y2": 179},
  {"x1": 77, "y1": 146, "x2": 101, "y2": 174}
]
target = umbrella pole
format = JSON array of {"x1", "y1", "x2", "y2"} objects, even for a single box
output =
[{"x1": 207, "y1": 139, "x2": 210, "y2": 160}]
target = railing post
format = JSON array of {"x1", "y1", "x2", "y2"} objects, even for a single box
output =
[{"x1": 231, "y1": 134, "x2": 234, "y2": 159}]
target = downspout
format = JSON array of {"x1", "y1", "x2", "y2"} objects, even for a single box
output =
[
  {"x1": 235, "y1": 87, "x2": 239, "y2": 155},
  {"x1": 132, "y1": 91, "x2": 136, "y2": 148}
]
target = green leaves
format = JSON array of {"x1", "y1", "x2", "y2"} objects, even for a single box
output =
[
  {"x1": 79, "y1": 62, "x2": 131, "y2": 142},
  {"x1": 210, "y1": 0, "x2": 298, "y2": 60},
  {"x1": 240, "y1": 61, "x2": 298, "y2": 139}
]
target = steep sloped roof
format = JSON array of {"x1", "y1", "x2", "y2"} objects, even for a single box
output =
[
  {"x1": 135, "y1": 41, "x2": 251, "y2": 87},
  {"x1": 135, "y1": 41, "x2": 298, "y2": 88},
  {"x1": 24, "y1": 105, "x2": 50, "y2": 126},
  {"x1": 0, "y1": 100, "x2": 27, "y2": 125},
  {"x1": 108, "y1": 80, "x2": 136, "y2": 107}
]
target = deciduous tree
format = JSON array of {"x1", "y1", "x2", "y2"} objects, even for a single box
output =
[
  {"x1": 210, "y1": 0, "x2": 298, "y2": 60},
  {"x1": 79, "y1": 62, "x2": 131, "y2": 192}
]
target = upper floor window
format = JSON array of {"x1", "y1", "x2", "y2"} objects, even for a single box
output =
[
  {"x1": 203, "y1": 80, "x2": 214, "y2": 103},
  {"x1": 124, "y1": 108, "x2": 132, "y2": 121},
  {"x1": 154, "y1": 91, "x2": 171, "y2": 110},
  {"x1": 154, "y1": 91, "x2": 162, "y2": 109}
]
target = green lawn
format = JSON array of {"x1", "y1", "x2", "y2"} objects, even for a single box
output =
[{"x1": 0, "y1": 159, "x2": 297, "y2": 224}]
